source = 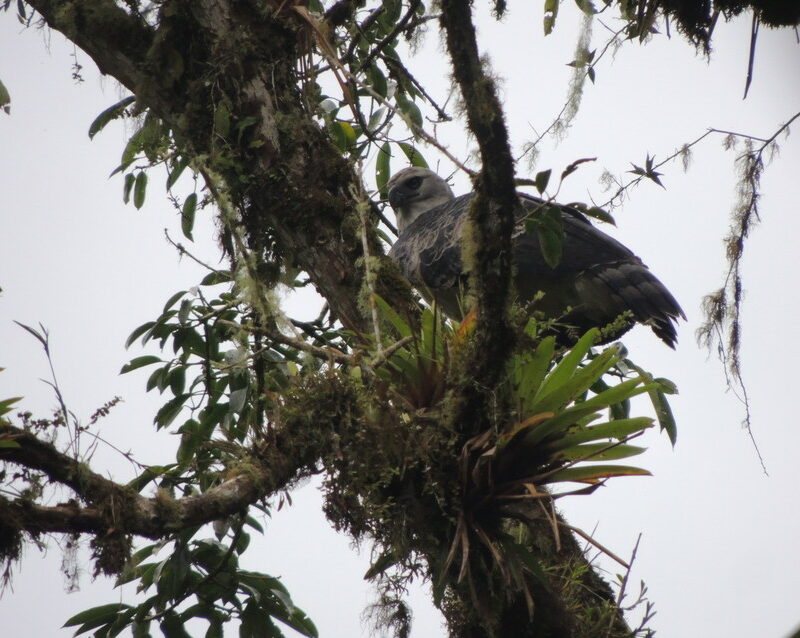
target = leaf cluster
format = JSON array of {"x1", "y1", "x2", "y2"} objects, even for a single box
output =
[{"x1": 65, "y1": 517, "x2": 316, "y2": 638}]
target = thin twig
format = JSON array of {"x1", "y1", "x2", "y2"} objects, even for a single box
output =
[
  {"x1": 368, "y1": 335, "x2": 414, "y2": 369},
  {"x1": 220, "y1": 320, "x2": 350, "y2": 364},
  {"x1": 560, "y1": 522, "x2": 629, "y2": 569}
]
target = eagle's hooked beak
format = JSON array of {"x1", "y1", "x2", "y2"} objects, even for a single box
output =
[{"x1": 387, "y1": 187, "x2": 409, "y2": 210}]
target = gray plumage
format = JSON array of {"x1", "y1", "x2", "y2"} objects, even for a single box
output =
[{"x1": 387, "y1": 167, "x2": 685, "y2": 347}]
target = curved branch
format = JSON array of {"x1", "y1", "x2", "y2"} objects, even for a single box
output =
[
  {"x1": 0, "y1": 424, "x2": 120, "y2": 503},
  {"x1": 0, "y1": 418, "x2": 332, "y2": 538},
  {"x1": 27, "y1": 0, "x2": 153, "y2": 96}
]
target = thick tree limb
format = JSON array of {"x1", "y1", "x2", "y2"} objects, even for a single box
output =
[
  {"x1": 24, "y1": 0, "x2": 416, "y2": 334},
  {"x1": 434, "y1": 4, "x2": 632, "y2": 636},
  {"x1": 438, "y1": 0, "x2": 517, "y2": 428},
  {"x1": 0, "y1": 419, "x2": 331, "y2": 538},
  {"x1": 26, "y1": 0, "x2": 153, "y2": 99}
]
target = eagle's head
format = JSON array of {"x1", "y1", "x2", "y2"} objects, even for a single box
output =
[{"x1": 387, "y1": 167, "x2": 454, "y2": 233}]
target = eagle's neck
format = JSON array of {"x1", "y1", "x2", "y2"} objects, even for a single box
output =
[{"x1": 397, "y1": 191, "x2": 454, "y2": 234}]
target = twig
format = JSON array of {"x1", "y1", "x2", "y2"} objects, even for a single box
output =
[
  {"x1": 219, "y1": 319, "x2": 350, "y2": 364},
  {"x1": 616, "y1": 532, "x2": 640, "y2": 604},
  {"x1": 559, "y1": 522, "x2": 629, "y2": 569},
  {"x1": 517, "y1": 23, "x2": 627, "y2": 165},
  {"x1": 164, "y1": 228, "x2": 228, "y2": 276},
  {"x1": 382, "y1": 54, "x2": 451, "y2": 123},
  {"x1": 355, "y1": 0, "x2": 421, "y2": 75},
  {"x1": 601, "y1": 111, "x2": 800, "y2": 209},
  {"x1": 367, "y1": 335, "x2": 414, "y2": 369}
]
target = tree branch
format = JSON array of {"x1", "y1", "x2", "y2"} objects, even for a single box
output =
[
  {"x1": 0, "y1": 411, "x2": 334, "y2": 539},
  {"x1": 438, "y1": 0, "x2": 517, "y2": 429},
  {"x1": 27, "y1": 0, "x2": 152, "y2": 96},
  {"x1": 24, "y1": 0, "x2": 417, "y2": 334}
]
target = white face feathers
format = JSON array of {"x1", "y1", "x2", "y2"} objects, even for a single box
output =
[{"x1": 387, "y1": 167, "x2": 454, "y2": 233}]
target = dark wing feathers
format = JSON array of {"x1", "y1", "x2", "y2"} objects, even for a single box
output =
[{"x1": 389, "y1": 192, "x2": 684, "y2": 347}]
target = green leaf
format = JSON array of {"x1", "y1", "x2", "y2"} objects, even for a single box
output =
[
  {"x1": 63, "y1": 603, "x2": 131, "y2": 629},
  {"x1": 229, "y1": 387, "x2": 248, "y2": 414},
  {"x1": 163, "y1": 290, "x2": 188, "y2": 313},
  {"x1": 120, "y1": 355, "x2": 162, "y2": 374},
  {"x1": 328, "y1": 120, "x2": 357, "y2": 151},
  {"x1": 177, "y1": 419, "x2": 200, "y2": 464},
  {"x1": 397, "y1": 142, "x2": 428, "y2": 168},
  {"x1": 182, "y1": 193, "x2": 197, "y2": 240},
  {"x1": 376, "y1": 142, "x2": 391, "y2": 199},
  {"x1": 132, "y1": 618, "x2": 152, "y2": 638},
  {"x1": 526, "y1": 380, "x2": 653, "y2": 448},
  {"x1": 146, "y1": 365, "x2": 168, "y2": 393},
  {"x1": 396, "y1": 95, "x2": 423, "y2": 130},
  {"x1": 167, "y1": 155, "x2": 190, "y2": 190},
  {"x1": 545, "y1": 464, "x2": 651, "y2": 484},
  {"x1": 173, "y1": 327, "x2": 205, "y2": 357},
  {"x1": 126, "y1": 321, "x2": 157, "y2": 348},
  {"x1": 543, "y1": 0, "x2": 559, "y2": 34},
  {"x1": 513, "y1": 336, "x2": 556, "y2": 414},
  {"x1": 0, "y1": 395, "x2": 22, "y2": 417},
  {"x1": 530, "y1": 342, "x2": 618, "y2": 416},
  {"x1": 169, "y1": 366, "x2": 186, "y2": 396},
  {"x1": 154, "y1": 394, "x2": 189, "y2": 428},
  {"x1": 235, "y1": 531, "x2": 251, "y2": 554},
  {"x1": 88, "y1": 96, "x2": 135, "y2": 139},
  {"x1": 282, "y1": 609, "x2": 318, "y2": 638},
  {"x1": 379, "y1": 0, "x2": 402, "y2": 26},
  {"x1": 552, "y1": 417, "x2": 654, "y2": 449},
  {"x1": 373, "y1": 294, "x2": 412, "y2": 338},
  {"x1": 159, "y1": 611, "x2": 192, "y2": 638},
  {"x1": 367, "y1": 106, "x2": 387, "y2": 132},
  {"x1": 120, "y1": 120, "x2": 151, "y2": 167},
  {"x1": 538, "y1": 227, "x2": 562, "y2": 268},
  {"x1": 557, "y1": 442, "x2": 646, "y2": 462},
  {"x1": 585, "y1": 205, "x2": 614, "y2": 225},
  {"x1": 123, "y1": 173, "x2": 136, "y2": 204},
  {"x1": 126, "y1": 464, "x2": 176, "y2": 492},
  {"x1": 178, "y1": 298, "x2": 193, "y2": 325},
  {"x1": 201, "y1": 271, "x2": 232, "y2": 286},
  {"x1": 534, "y1": 169, "x2": 551, "y2": 194},
  {"x1": 364, "y1": 552, "x2": 396, "y2": 580},
  {"x1": 245, "y1": 516, "x2": 265, "y2": 534},
  {"x1": 213, "y1": 101, "x2": 231, "y2": 139},
  {"x1": 368, "y1": 65, "x2": 388, "y2": 98},
  {"x1": 626, "y1": 361, "x2": 679, "y2": 445},
  {"x1": 0, "y1": 78, "x2": 11, "y2": 115},
  {"x1": 533, "y1": 205, "x2": 564, "y2": 268},
  {"x1": 532, "y1": 329, "x2": 599, "y2": 406},
  {"x1": 133, "y1": 171, "x2": 148, "y2": 209}
]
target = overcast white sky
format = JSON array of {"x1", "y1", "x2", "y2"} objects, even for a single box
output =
[{"x1": 1, "y1": 3, "x2": 799, "y2": 637}]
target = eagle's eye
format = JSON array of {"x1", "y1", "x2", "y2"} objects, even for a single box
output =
[{"x1": 405, "y1": 176, "x2": 423, "y2": 190}]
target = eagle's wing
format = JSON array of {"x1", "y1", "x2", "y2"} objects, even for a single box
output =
[
  {"x1": 388, "y1": 192, "x2": 684, "y2": 346},
  {"x1": 514, "y1": 197, "x2": 685, "y2": 346}
]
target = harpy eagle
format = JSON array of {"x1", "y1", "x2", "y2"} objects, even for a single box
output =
[{"x1": 386, "y1": 167, "x2": 685, "y2": 347}]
